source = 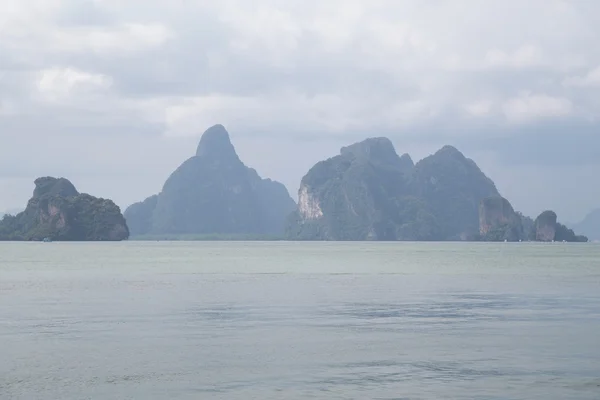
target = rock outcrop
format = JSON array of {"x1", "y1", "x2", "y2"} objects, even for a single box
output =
[
  {"x1": 478, "y1": 196, "x2": 523, "y2": 241},
  {"x1": 398, "y1": 153, "x2": 415, "y2": 174},
  {"x1": 0, "y1": 177, "x2": 129, "y2": 241},
  {"x1": 534, "y1": 210, "x2": 587, "y2": 242},
  {"x1": 535, "y1": 210, "x2": 558, "y2": 241},
  {"x1": 124, "y1": 124, "x2": 296, "y2": 236}
]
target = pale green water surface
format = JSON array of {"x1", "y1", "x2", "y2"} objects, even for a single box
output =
[{"x1": 1, "y1": 241, "x2": 599, "y2": 399}]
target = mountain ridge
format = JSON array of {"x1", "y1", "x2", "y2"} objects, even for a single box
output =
[{"x1": 1, "y1": 125, "x2": 587, "y2": 242}]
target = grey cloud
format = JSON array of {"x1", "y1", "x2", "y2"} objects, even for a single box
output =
[
  {"x1": 482, "y1": 125, "x2": 600, "y2": 167},
  {"x1": 1, "y1": 0, "x2": 600, "y2": 218},
  {"x1": 437, "y1": 121, "x2": 600, "y2": 167},
  {"x1": 54, "y1": 0, "x2": 116, "y2": 27}
]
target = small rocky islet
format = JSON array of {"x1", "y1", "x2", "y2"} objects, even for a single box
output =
[
  {"x1": 0, "y1": 177, "x2": 128, "y2": 241},
  {"x1": 0, "y1": 124, "x2": 588, "y2": 242}
]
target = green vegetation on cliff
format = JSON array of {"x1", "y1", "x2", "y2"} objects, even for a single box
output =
[
  {"x1": 478, "y1": 196, "x2": 523, "y2": 241},
  {"x1": 286, "y1": 138, "x2": 423, "y2": 240},
  {"x1": 125, "y1": 125, "x2": 296, "y2": 237},
  {"x1": 286, "y1": 138, "x2": 587, "y2": 242},
  {"x1": 476, "y1": 200, "x2": 588, "y2": 243},
  {"x1": 286, "y1": 139, "x2": 497, "y2": 241},
  {"x1": 408, "y1": 146, "x2": 499, "y2": 240},
  {"x1": 534, "y1": 210, "x2": 587, "y2": 242},
  {"x1": 0, "y1": 177, "x2": 129, "y2": 241}
]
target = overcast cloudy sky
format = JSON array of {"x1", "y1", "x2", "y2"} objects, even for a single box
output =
[{"x1": 1, "y1": 0, "x2": 599, "y2": 221}]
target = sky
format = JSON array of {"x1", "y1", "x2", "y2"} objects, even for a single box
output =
[{"x1": 1, "y1": 0, "x2": 599, "y2": 223}]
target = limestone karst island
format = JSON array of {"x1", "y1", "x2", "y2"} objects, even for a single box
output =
[
  {"x1": 0, "y1": 177, "x2": 128, "y2": 241},
  {"x1": 0, "y1": 125, "x2": 588, "y2": 242}
]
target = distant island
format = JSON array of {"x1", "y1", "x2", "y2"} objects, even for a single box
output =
[
  {"x1": 568, "y1": 209, "x2": 600, "y2": 242},
  {"x1": 124, "y1": 124, "x2": 296, "y2": 237},
  {"x1": 285, "y1": 136, "x2": 586, "y2": 242},
  {"x1": 121, "y1": 124, "x2": 586, "y2": 243},
  {"x1": 0, "y1": 124, "x2": 589, "y2": 243},
  {"x1": 0, "y1": 177, "x2": 129, "y2": 241},
  {"x1": 479, "y1": 200, "x2": 586, "y2": 243}
]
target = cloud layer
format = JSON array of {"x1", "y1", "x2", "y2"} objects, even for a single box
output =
[{"x1": 1, "y1": 0, "x2": 599, "y2": 221}]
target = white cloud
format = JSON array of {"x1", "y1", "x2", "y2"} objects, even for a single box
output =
[
  {"x1": 162, "y1": 91, "x2": 434, "y2": 138},
  {"x1": 308, "y1": 2, "x2": 365, "y2": 52},
  {"x1": 0, "y1": 100, "x2": 16, "y2": 116},
  {"x1": 502, "y1": 92, "x2": 573, "y2": 123},
  {"x1": 219, "y1": 5, "x2": 302, "y2": 58},
  {"x1": 563, "y1": 66, "x2": 600, "y2": 87},
  {"x1": 52, "y1": 23, "x2": 172, "y2": 54},
  {"x1": 0, "y1": 0, "x2": 172, "y2": 56},
  {"x1": 0, "y1": 0, "x2": 61, "y2": 35},
  {"x1": 37, "y1": 67, "x2": 112, "y2": 101},
  {"x1": 2, "y1": 0, "x2": 598, "y2": 135},
  {"x1": 484, "y1": 45, "x2": 544, "y2": 69},
  {"x1": 465, "y1": 100, "x2": 494, "y2": 117},
  {"x1": 2, "y1": 0, "x2": 600, "y2": 215}
]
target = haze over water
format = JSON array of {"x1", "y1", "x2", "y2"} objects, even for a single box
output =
[{"x1": 1, "y1": 242, "x2": 599, "y2": 399}]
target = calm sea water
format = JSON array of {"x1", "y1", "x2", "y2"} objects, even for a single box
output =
[{"x1": 1, "y1": 241, "x2": 599, "y2": 399}]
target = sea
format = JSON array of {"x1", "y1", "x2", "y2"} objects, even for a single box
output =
[{"x1": 1, "y1": 241, "x2": 599, "y2": 399}]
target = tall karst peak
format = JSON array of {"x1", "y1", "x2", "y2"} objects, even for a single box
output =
[
  {"x1": 33, "y1": 177, "x2": 79, "y2": 198},
  {"x1": 196, "y1": 124, "x2": 239, "y2": 161},
  {"x1": 408, "y1": 144, "x2": 499, "y2": 240},
  {"x1": 340, "y1": 137, "x2": 400, "y2": 166},
  {"x1": 125, "y1": 124, "x2": 296, "y2": 237},
  {"x1": 434, "y1": 145, "x2": 468, "y2": 160},
  {"x1": 398, "y1": 153, "x2": 415, "y2": 174},
  {"x1": 287, "y1": 137, "x2": 422, "y2": 241}
]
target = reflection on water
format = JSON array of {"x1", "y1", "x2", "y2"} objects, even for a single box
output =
[{"x1": 1, "y1": 241, "x2": 599, "y2": 399}]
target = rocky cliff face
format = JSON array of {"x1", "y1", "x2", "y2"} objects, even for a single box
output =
[
  {"x1": 0, "y1": 177, "x2": 129, "y2": 241},
  {"x1": 398, "y1": 153, "x2": 415, "y2": 174},
  {"x1": 287, "y1": 139, "x2": 596, "y2": 243},
  {"x1": 408, "y1": 145, "x2": 500, "y2": 240},
  {"x1": 124, "y1": 124, "x2": 296, "y2": 236},
  {"x1": 286, "y1": 137, "x2": 439, "y2": 241},
  {"x1": 478, "y1": 196, "x2": 523, "y2": 241},
  {"x1": 535, "y1": 210, "x2": 558, "y2": 241},
  {"x1": 533, "y1": 210, "x2": 587, "y2": 242},
  {"x1": 297, "y1": 184, "x2": 324, "y2": 220},
  {"x1": 284, "y1": 136, "x2": 594, "y2": 243},
  {"x1": 287, "y1": 139, "x2": 501, "y2": 241}
]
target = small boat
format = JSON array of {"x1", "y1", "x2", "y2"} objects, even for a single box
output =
[{"x1": 42, "y1": 237, "x2": 52, "y2": 242}]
